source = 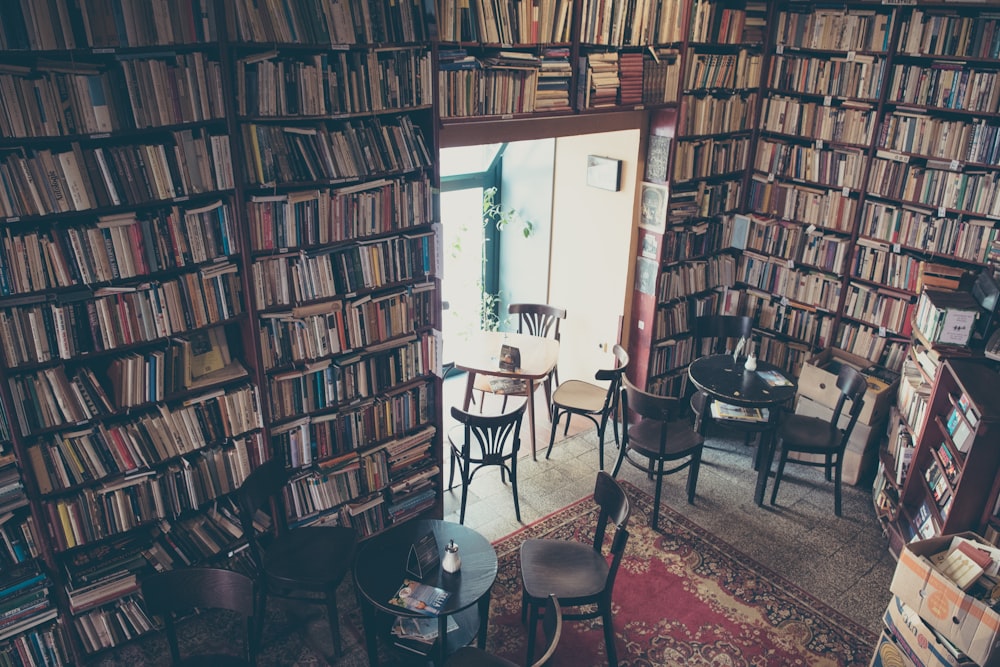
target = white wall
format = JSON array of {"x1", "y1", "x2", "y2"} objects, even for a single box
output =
[{"x1": 549, "y1": 130, "x2": 639, "y2": 382}]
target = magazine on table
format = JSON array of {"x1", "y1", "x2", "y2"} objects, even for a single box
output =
[{"x1": 388, "y1": 579, "x2": 450, "y2": 616}]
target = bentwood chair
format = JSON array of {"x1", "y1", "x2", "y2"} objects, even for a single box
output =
[
  {"x1": 236, "y1": 459, "x2": 357, "y2": 659},
  {"x1": 448, "y1": 401, "x2": 527, "y2": 523},
  {"x1": 140, "y1": 567, "x2": 256, "y2": 666},
  {"x1": 475, "y1": 303, "x2": 566, "y2": 412},
  {"x1": 545, "y1": 344, "x2": 629, "y2": 470},
  {"x1": 445, "y1": 594, "x2": 562, "y2": 667},
  {"x1": 520, "y1": 472, "x2": 630, "y2": 667},
  {"x1": 769, "y1": 364, "x2": 867, "y2": 516},
  {"x1": 613, "y1": 378, "x2": 703, "y2": 530}
]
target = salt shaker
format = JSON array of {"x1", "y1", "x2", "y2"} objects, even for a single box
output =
[{"x1": 442, "y1": 540, "x2": 461, "y2": 573}]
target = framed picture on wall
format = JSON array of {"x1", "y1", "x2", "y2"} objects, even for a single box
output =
[
  {"x1": 587, "y1": 155, "x2": 622, "y2": 191},
  {"x1": 638, "y1": 182, "x2": 668, "y2": 233}
]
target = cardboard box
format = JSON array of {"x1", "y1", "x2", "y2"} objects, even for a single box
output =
[
  {"x1": 883, "y1": 595, "x2": 975, "y2": 667},
  {"x1": 789, "y1": 395, "x2": 885, "y2": 485},
  {"x1": 871, "y1": 629, "x2": 918, "y2": 667},
  {"x1": 890, "y1": 533, "x2": 1000, "y2": 667},
  {"x1": 798, "y1": 348, "x2": 899, "y2": 426}
]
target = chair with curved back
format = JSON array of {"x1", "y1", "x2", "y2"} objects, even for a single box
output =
[
  {"x1": 444, "y1": 594, "x2": 562, "y2": 667},
  {"x1": 448, "y1": 401, "x2": 527, "y2": 523},
  {"x1": 768, "y1": 364, "x2": 868, "y2": 516},
  {"x1": 235, "y1": 459, "x2": 358, "y2": 659},
  {"x1": 519, "y1": 471, "x2": 630, "y2": 667},
  {"x1": 475, "y1": 303, "x2": 566, "y2": 412},
  {"x1": 140, "y1": 566, "x2": 256, "y2": 667},
  {"x1": 613, "y1": 377, "x2": 704, "y2": 530},
  {"x1": 545, "y1": 344, "x2": 629, "y2": 470}
]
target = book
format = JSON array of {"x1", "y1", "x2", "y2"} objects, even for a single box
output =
[
  {"x1": 388, "y1": 579, "x2": 450, "y2": 616},
  {"x1": 488, "y1": 378, "x2": 527, "y2": 394},
  {"x1": 498, "y1": 344, "x2": 520, "y2": 372},
  {"x1": 709, "y1": 402, "x2": 769, "y2": 422},
  {"x1": 756, "y1": 369, "x2": 793, "y2": 387}
]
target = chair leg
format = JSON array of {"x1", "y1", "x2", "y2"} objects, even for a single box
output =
[
  {"x1": 611, "y1": 439, "x2": 627, "y2": 477},
  {"x1": 596, "y1": 419, "x2": 607, "y2": 472},
  {"x1": 326, "y1": 588, "x2": 342, "y2": 658},
  {"x1": 510, "y1": 461, "x2": 521, "y2": 522},
  {"x1": 769, "y1": 447, "x2": 788, "y2": 506},
  {"x1": 545, "y1": 406, "x2": 561, "y2": 460},
  {"x1": 520, "y1": 587, "x2": 528, "y2": 624},
  {"x1": 525, "y1": 598, "x2": 539, "y2": 664},
  {"x1": 834, "y1": 457, "x2": 843, "y2": 517},
  {"x1": 602, "y1": 597, "x2": 619, "y2": 667},
  {"x1": 687, "y1": 451, "x2": 701, "y2": 504},
  {"x1": 459, "y1": 465, "x2": 471, "y2": 524},
  {"x1": 447, "y1": 447, "x2": 457, "y2": 491},
  {"x1": 651, "y1": 458, "x2": 665, "y2": 530}
]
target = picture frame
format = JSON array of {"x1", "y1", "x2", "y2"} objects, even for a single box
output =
[
  {"x1": 638, "y1": 182, "x2": 668, "y2": 233},
  {"x1": 587, "y1": 155, "x2": 622, "y2": 191}
]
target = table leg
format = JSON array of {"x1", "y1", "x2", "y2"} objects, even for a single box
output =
[
  {"x1": 477, "y1": 589, "x2": 492, "y2": 649},
  {"x1": 359, "y1": 598, "x2": 379, "y2": 667},
  {"x1": 437, "y1": 614, "x2": 448, "y2": 666},
  {"x1": 462, "y1": 371, "x2": 475, "y2": 411},
  {"x1": 526, "y1": 380, "x2": 537, "y2": 460},
  {"x1": 754, "y1": 431, "x2": 775, "y2": 506}
]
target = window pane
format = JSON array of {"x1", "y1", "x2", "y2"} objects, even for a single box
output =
[{"x1": 441, "y1": 187, "x2": 486, "y2": 365}]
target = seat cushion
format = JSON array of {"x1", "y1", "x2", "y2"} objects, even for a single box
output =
[
  {"x1": 777, "y1": 414, "x2": 841, "y2": 453},
  {"x1": 520, "y1": 539, "x2": 609, "y2": 604},
  {"x1": 551, "y1": 379, "x2": 607, "y2": 413},
  {"x1": 625, "y1": 418, "x2": 702, "y2": 460},
  {"x1": 263, "y1": 526, "x2": 356, "y2": 591}
]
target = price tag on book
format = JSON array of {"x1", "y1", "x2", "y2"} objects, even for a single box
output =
[
  {"x1": 767, "y1": 173, "x2": 775, "y2": 182},
  {"x1": 815, "y1": 139, "x2": 824, "y2": 149},
  {"x1": 938, "y1": 205, "x2": 947, "y2": 217},
  {"x1": 950, "y1": 159, "x2": 960, "y2": 171},
  {"x1": 786, "y1": 259, "x2": 794, "y2": 268},
  {"x1": 893, "y1": 243, "x2": 901, "y2": 253},
  {"x1": 842, "y1": 186, "x2": 850, "y2": 197},
  {"x1": 824, "y1": 95, "x2": 832, "y2": 106},
  {"x1": 806, "y1": 224, "x2": 817, "y2": 233},
  {"x1": 879, "y1": 326, "x2": 887, "y2": 337},
  {"x1": 776, "y1": 44, "x2": 784, "y2": 54},
  {"x1": 847, "y1": 50, "x2": 856, "y2": 62}
]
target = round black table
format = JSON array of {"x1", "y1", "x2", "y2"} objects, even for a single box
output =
[
  {"x1": 353, "y1": 519, "x2": 498, "y2": 666},
  {"x1": 688, "y1": 354, "x2": 798, "y2": 506}
]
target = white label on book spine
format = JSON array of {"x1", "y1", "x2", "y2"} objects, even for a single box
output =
[{"x1": 938, "y1": 206, "x2": 947, "y2": 217}]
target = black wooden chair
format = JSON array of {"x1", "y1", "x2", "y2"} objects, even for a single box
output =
[
  {"x1": 545, "y1": 344, "x2": 629, "y2": 470},
  {"x1": 448, "y1": 401, "x2": 527, "y2": 523},
  {"x1": 688, "y1": 314, "x2": 755, "y2": 432},
  {"x1": 769, "y1": 364, "x2": 868, "y2": 516},
  {"x1": 140, "y1": 567, "x2": 256, "y2": 667},
  {"x1": 235, "y1": 459, "x2": 357, "y2": 659},
  {"x1": 445, "y1": 594, "x2": 562, "y2": 667},
  {"x1": 519, "y1": 471, "x2": 630, "y2": 667},
  {"x1": 613, "y1": 377, "x2": 703, "y2": 530}
]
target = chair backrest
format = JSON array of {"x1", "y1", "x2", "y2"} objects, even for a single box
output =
[
  {"x1": 591, "y1": 471, "x2": 631, "y2": 594},
  {"x1": 236, "y1": 458, "x2": 289, "y2": 571},
  {"x1": 594, "y1": 344, "x2": 630, "y2": 421},
  {"x1": 621, "y1": 377, "x2": 682, "y2": 457},
  {"x1": 141, "y1": 567, "x2": 256, "y2": 666},
  {"x1": 531, "y1": 594, "x2": 564, "y2": 667},
  {"x1": 509, "y1": 303, "x2": 566, "y2": 341},
  {"x1": 831, "y1": 365, "x2": 868, "y2": 448},
  {"x1": 450, "y1": 401, "x2": 526, "y2": 462},
  {"x1": 693, "y1": 315, "x2": 754, "y2": 357}
]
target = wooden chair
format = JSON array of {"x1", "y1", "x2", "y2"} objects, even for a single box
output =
[
  {"x1": 448, "y1": 401, "x2": 527, "y2": 523},
  {"x1": 235, "y1": 459, "x2": 357, "y2": 659},
  {"x1": 688, "y1": 314, "x2": 755, "y2": 432},
  {"x1": 475, "y1": 303, "x2": 566, "y2": 411},
  {"x1": 613, "y1": 377, "x2": 703, "y2": 530},
  {"x1": 545, "y1": 344, "x2": 629, "y2": 470},
  {"x1": 140, "y1": 567, "x2": 256, "y2": 667},
  {"x1": 769, "y1": 364, "x2": 867, "y2": 516},
  {"x1": 519, "y1": 472, "x2": 629, "y2": 667},
  {"x1": 444, "y1": 594, "x2": 562, "y2": 667}
]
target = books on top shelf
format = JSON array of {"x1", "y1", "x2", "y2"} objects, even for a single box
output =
[{"x1": 914, "y1": 288, "x2": 980, "y2": 348}]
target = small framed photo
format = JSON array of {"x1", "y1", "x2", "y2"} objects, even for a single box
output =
[
  {"x1": 640, "y1": 231, "x2": 659, "y2": 259},
  {"x1": 635, "y1": 256, "x2": 658, "y2": 296},
  {"x1": 639, "y1": 182, "x2": 668, "y2": 233},
  {"x1": 587, "y1": 155, "x2": 622, "y2": 191}
]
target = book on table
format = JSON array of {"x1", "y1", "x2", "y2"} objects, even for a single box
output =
[
  {"x1": 391, "y1": 614, "x2": 459, "y2": 655},
  {"x1": 388, "y1": 579, "x2": 450, "y2": 616},
  {"x1": 756, "y1": 369, "x2": 792, "y2": 387},
  {"x1": 710, "y1": 402, "x2": 769, "y2": 423}
]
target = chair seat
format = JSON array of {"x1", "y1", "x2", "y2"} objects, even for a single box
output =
[
  {"x1": 262, "y1": 526, "x2": 356, "y2": 591},
  {"x1": 624, "y1": 418, "x2": 702, "y2": 460},
  {"x1": 445, "y1": 646, "x2": 518, "y2": 667},
  {"x1": 777, "y1": 414, "x2": 840, "y2": 453},
  {"x1": 521, "y1": 539, "x2": 610, "y2": 603},
  {"x1": 551, "y1": 379, "x2": 607, "y2": 413}
]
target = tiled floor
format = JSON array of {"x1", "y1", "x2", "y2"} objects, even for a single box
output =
[{"x1": 441, "y1": 372, "x2": 896, "y2": 635}]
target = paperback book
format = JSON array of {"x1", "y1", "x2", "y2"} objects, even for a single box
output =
[{"x1": 388, "y1": 579, "x2": 450, "y2": 616}]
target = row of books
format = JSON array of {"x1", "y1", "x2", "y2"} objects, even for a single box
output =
[
  {"x1": 0, "y1": 130, "x2": 233, "y2": 221},
  {"x1": 669, "y1": 179, "x2": 742, "y2": 223},
  {"x1": 880, "y1": 111, "x2": 1000, "y2": 168},
  {"x1": 268, "y1": 334, "x2": 436, "y2": 419},
  {"x1": 860, "y1": 200, "x2": 996, "y2": 265},
  {"x1": 660, "y1": 219, "x2": 726, "y2": 264},
  {"x1": 774, "y1": 7, "x2": 894, "y2": 52},
  {"x1": 747, "y1": 177, "x2": 858, "y2": 234},
  {"x1": 231, "y1": 0, "x2": 429, "y2": 46},
  {"x1": 672, "y1": 136, "x2": 750, "y2": 183},
  {"x1": 887, "y1": 63, "x2": 1000, "y2": 114},
  {"x1": 437, "y1": 0, "x2": 573, "y2": 45},
  {"x1": 652, "y1": 301, "x2": 690, "y2": 341},
  {"x1": 842, "y1": 282, "x2": 914, "y2": 336},
  {"x1": 28, "y1": 422, "x2": 261, "y2": 498},
  {"x1": 258, "y1": 284, "x2": 436, "y2": 370},
  {"x1": 0, "y1": 201, "x2": 235, "y2": 299},
  {"x1": 0, "y1": 53, "x2": 224, "y2": 139},
  {"x1": 0, "y1": 563, "x2": 57, "y2": 646},
  {"x1": 250, "y1": 232, "x2": 436, "y2": 309},
  {"x1": 236, "y1": 48, "x2": 433, "y2": 118},
  {"x1": 759, "y1": 96, "x2": 877, "y2": 146},
  {"x1": 71, "y1": 594, "x2": 151, "y2": 654},
  {"x1": 681, "y1": 92, "x2": 756, "y2": 136},
  {"x1": 272, "y1": 385, "x2": 434, "y2": 465},
  {"x1": 737, "y1": 253, "x2": 842, "y2": 312},
  {"x1": 246, "y1": 176, "x2": 434, "y2": 252},
  {"x1": 643, "y1": 48, "x2": 681, "y2": 106},
  {"x1": 869, "y1": 156, "x2": 1000, "y2": 220},
  {"x1": 579, "y1": 0, "x2": 684, "y2": 47},
  {"x1": 689, "y1": 0, "x2": 766, "y2": 45},
  {"x1": 684, "y1": 50, "x2": 762, "y2": 91},
  {"x1": 769, "y1": 53, "x2": 883, "y2": 102},
  {"x1": 439, "y1": 67, "x2": 541, "y2": 118},
  {"x1": 0, "y1": 620, "x2": 68, "y2": 666},
  {"x1": 754, "y1": 140, "x2": 868, "y2": 191},
  {"x1": 740, "y1": 288, "x2": 833, "y2": 348},
  {"x1": 0, "y1": 0, "x2": 216, "y2": 51},
  {"x1": 0, "y1": 510, "x2": 39, "y2": 570},
  {"x1": 834, "y1": 322, "x2": 908, "y2": 372},
  {"x1": 851, "y1": 240, "x2": 927, "y2": 294},
  {"x1": 656, "y1": 254, "x2": 735, "y2": 303},
  {"x1": 900, "y1": 10, "x2": 1000, "y2": 59}
]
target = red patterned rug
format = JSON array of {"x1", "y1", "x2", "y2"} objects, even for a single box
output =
[{"x1": 484, "y1": 480, "x2": 875, "y2": 667}]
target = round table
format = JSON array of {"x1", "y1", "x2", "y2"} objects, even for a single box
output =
[
  {"x1": 353, "y1": 520, "x2": 498, "y2": 665},
  {"x1": 688, "y1": 354, "x2": 797, "y2": 505}
]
